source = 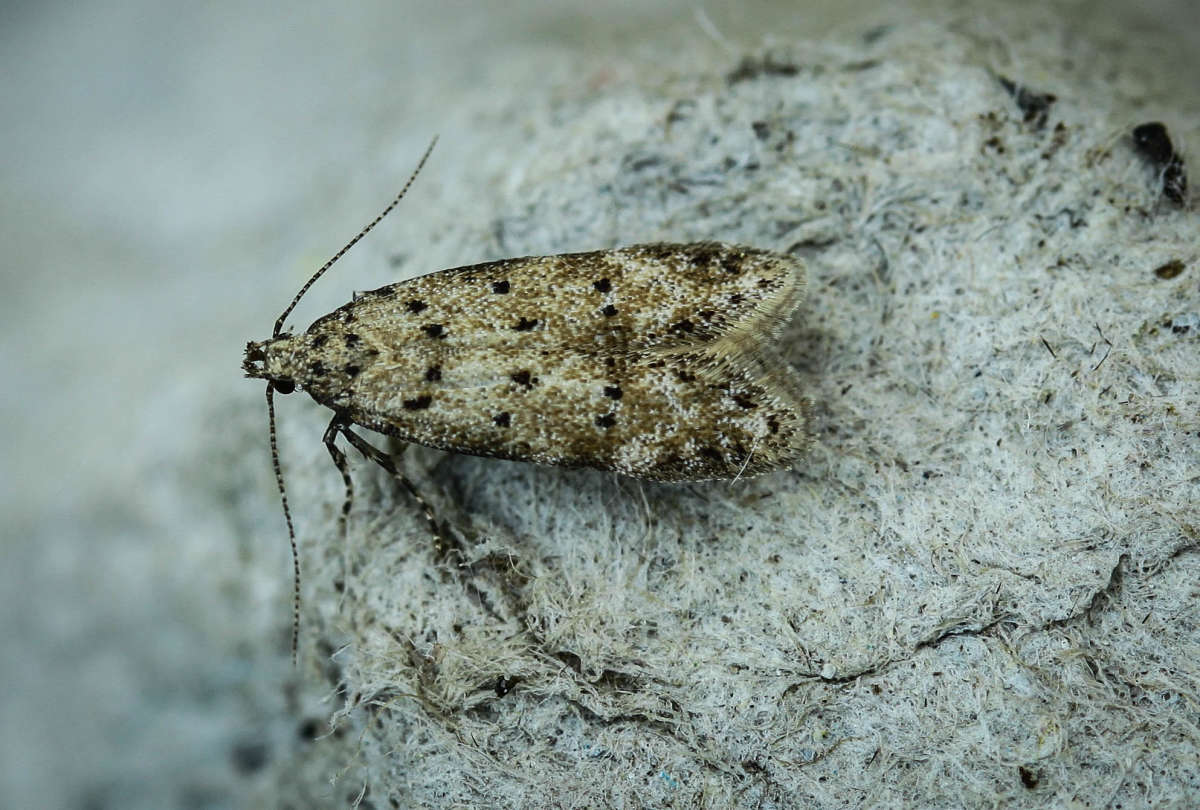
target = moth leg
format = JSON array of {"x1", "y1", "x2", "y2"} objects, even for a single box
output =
[
  {"x1": 322, "y1": 416, "x2": 354, "y2": 539},
  {"x1": 338, "y1": 426, "x2": 458, "y2": 562}
]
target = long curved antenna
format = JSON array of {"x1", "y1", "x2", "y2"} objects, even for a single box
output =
[
  {"x1": 273, "y1": 135, "x2": 439, "y2": 337},
  {"x1": 266, "y1": 384, "x2": 301, "y2": 664}
]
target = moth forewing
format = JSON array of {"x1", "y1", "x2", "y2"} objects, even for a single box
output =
[{"x1": 247, "y1": 242, "x2": 810, "y2": 482}]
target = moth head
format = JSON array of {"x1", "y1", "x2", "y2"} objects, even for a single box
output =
[
  {"x1": 245, "y1": 331, "x2": 370, "y2": 402},
  {"x1": 243, "y1": 337, "x2": 297, "y2": 395}
]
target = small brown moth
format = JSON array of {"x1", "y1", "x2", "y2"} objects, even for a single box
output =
[{"x1": 244, "y1": 139, "x2": 811, "y2": 657}]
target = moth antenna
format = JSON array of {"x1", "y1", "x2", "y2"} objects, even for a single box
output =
[
  {"x1": 273, "y1": 135, "x2": 439, "y2": 337},
  {"x1": 266, "y1": 384, "x2": 301, "y2": 665}
]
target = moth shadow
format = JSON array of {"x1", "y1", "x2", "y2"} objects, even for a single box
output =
[{"x1": 408, "y1": 441, "x2": 800, "y2": 562}]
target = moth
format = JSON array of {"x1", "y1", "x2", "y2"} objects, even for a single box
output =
[{"x1": 243, "y1": 139, "x2": 811, "y2": 655}]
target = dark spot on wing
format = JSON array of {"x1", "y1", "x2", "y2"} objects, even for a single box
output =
[
  {"x1": 406, "y1": 300, "x2": 427, "y2": 314},
  {"x1": 602, "y1": 304, "x2": 618, "y2": 317},
  {"x1": 637, "y1": 244, "x2": 677, "y2": 262},
  {"x1": 689, "y1": 246, "x2": 718, "y2": 267},
  {"x1": 425, "y1": 365, "x2": 442, "y2": 382},
  {"x1": 595, "y1": 413, "x2": 616, "y2": 429},
  {"x1": 603, "y1": 385, "x2": 623, "y2": 400},
  {"x1": 492, "y1": 280, "x2": 510, "y2": 294},
  {"x1": 403, "y1": 395, "x2": 432, "y2": 410},
  {"x1": 493, "y1": 411, "x2": 511, "y2": 427},
  {"x1": 593, "y1": 278, "x2": 611, "y2": 293},
  {"x1": 514, "y1": 317, "x2": 538, "y2": 331},
  {"x1": 423, "y1": 324, "x2": 446, "y2": 339}
]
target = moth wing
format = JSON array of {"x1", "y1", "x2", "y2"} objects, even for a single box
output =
[
  {"x1": 308, "y1": 242, "x2": 809, "y2": 481},
  {"x1": 331, "y1": 242, "x2": 805, "y2": 359}
]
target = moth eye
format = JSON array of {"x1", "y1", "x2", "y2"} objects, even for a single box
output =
[{"x1": 271, "y1": 380, "x2": 296, "y2": 395}]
